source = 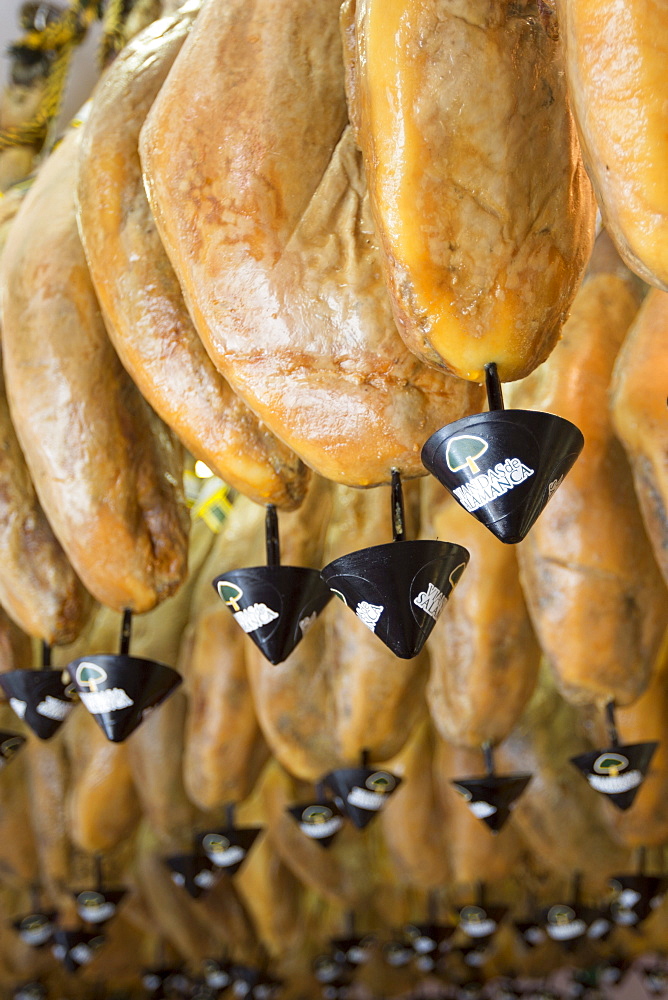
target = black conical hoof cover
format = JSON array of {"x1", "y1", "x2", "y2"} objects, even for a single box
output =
[
  {"x1": 330, "y1": 934, "x2": 377, "y2": 966},
  {"x1": 539, "y1": 903, "x2": 597, "y2": 948},
  {"x1": 196, "y1": 825, "x2": 262, "y2": 876},
  {"x1": 513, "y1": 920, "x2": 546, "y2": 949},
  {"x1": 322, "y1": 767, "x2": 401, "y2": 829},
  {"x1": 12, "y1": 983, "x2": 46, "y2": 1000},
  {"x1": 403, "y1": 922, "x2": 456, "y2": 954},
  {"x1": 68, "y1": 654, "x2": 181, "y2": 742},
  {"x1": 202, "y1": 959, "x2": 233, "y2": 991},
  {"x1": 213, "y1": 566, "x2": 332, "y2": 665},
  {"x1": 12, "y1": 911, "x2": 57, "y2": 948},
  {"x1": 422, "y1": 409, "x2": 584, "y2": 544},
  {"x1": 286, "y1": 800, "x2": 345, "y2": 848},
  {"x1": 164, "y1": 854, "x2": 220, "y2": 899},
  {"x1": 457, "y1": 905, "x2": 507, "y2": 942},
  {"x1": 610, "y1": 873, "x2": 667, "y2": 927},
  {"x1": 72, "y1": 888, "x2": 126, "y2": 926},
  {"x1": 569, "y1": 741, "x2": 658, "y2": 811},
  {"x1": 230, "y1": 965, "x2": 262, "y2": 998},
  {"x1": 142, "y1": 968, "x2": 191, "y2": 998},
  {"x1": 0, "y1": 670, "x2": 74, "y2": 739},
  {"x1": 451, "y1": 773, "x2": 532, "y2": 832},
  {"x1": 51, "y1": 930, "x2": 105, "y2": 973},
  {"x1": 382, "y1": 940, "x2": 413, "y2": 968},
  {"x1": 457, "y1": 944, "x2": 490, "y2": 970},
  {"x1": 0, "y1": 730, "x2": 25, "y2": 768},
  {"x1": 320, "y1": 539, "x2": 469, "y2": 659}
]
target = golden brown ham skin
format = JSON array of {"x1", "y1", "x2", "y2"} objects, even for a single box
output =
[
  {"x1": 513, "y1": 234, "x2": 666, "y2": 706},
  {"x1": 0, "y1": 125, "x2": 189, "y2": 614},
  {"x1": 611, "y1": 288, "x2": 668, "y2": 586},
  {"x1": 560, "y1": 0, "x2": 668, "y2": 289},
  {"x1": 0, "y1": 357, "x2": 90, "y2": 642},
  {"x1": 77, "y1": 10, "x2": 307, "y2": 511},
  {"x1": 344, "y1": 0, "x2": 596, "y2": 383},
  {"x1": 424, "y1": 487, "x2": 540, "y2": 748},
  {"x1": 140, "y1": 0, "x2": 482, "y2": 486}
]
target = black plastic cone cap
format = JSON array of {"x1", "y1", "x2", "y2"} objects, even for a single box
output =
[
  {"x1": 539, "y1": 902, "x2": 596, "y2": 949},
  {"x1": 421, "y1": 409, "x2": 584, "y2": 544},
  {"x1": 195, "y1": 826, "x2": 261, "y2": 876},
  {"x1": 142, "y1": 968, "x2": 191, "y2": 998},
  {"x1": 330, "y1": 934, "x2": 377, "y2": 966},
  {"x1": 457, "y1": 905, "x2": 507, "y2": 942},
  {"x1": 513, "y1": 920, "x2": 546, "y2": 949},
  {"x1": 451, "y1": 773, "x2": 532, "y2": 832},
  {"x1": 202, "y1": 959, "x2": 233, "y2": 991},
  {"x1": 12, "y1": 911, "x2": 57, "y2": 948},
  {"x1": 286, "y1": 800, "x2": 345, "y2": 848},
  {"x1": 164, "y1": 853, "x2": 220, "y2": 899},
  {"x1": 321, "y1": 540, "x2": 469, "y2": 659},
  {"x1": 610, "y1": 874, "x2": 667, "y2": 927},
  {"x1": 0, "y1": 730, "x2": 25, "y2": 768},
  {"x1": 403, "y1": 922, "x2": 456, "y2": 954},
  {"x1": 213, "y1": 566, "x2": 332, "y2": 665},
  {"x1": 68, "y1": 654, "x2": 181, "y2": 742},
  {"x1": 382, "y1": 940, "x2": 413, "y2": 968},
  {"x1": 569, "y1": 741, "x2": 658, "y2": 811},
  {"x1": 322, "y1": 767, "x2": 402, "y2": 829},
  {"x1": 12, "y1": 983, "x2": 46, "y2": 1000},
  {"x1": 0, "y1": 671, "x2": 75, "y2": 739},
  {"x1": 72, "y1": 888, "x2": 126, "y2": 926},
  {"x1": 231, "y1": 965, "x2": 263, "y2": 998},
  {"x1": 51, "y1": 930, "x2": 105, "y2": 973}
]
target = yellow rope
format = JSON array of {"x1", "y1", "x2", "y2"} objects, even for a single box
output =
[
  {"x1": 0, "y1": 0, "x2": 101, "y2": 152},
  {"x1": 99, "y1": 0, "x2": 127, "y2": 67}
]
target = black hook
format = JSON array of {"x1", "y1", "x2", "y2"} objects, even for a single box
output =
[
  {"x1": 391, "y1": 469, "x2": 406, "y2": 543},
  {"x1": 41, "y1": 641, "x2": 51, "y2": 671},
  {"x1": 94, "y1": 853, "x2": 104, "y2": 892},
  {"x1": 361, "y1": 748, "x2": 370, "y2": 768},
  {"x1": 265, "y1": 505, "x2": 280, "y2": 567},
  {"x1": 225, "y1": 802, "x2": 236, "y2": 829},
  {"x1": 484, "y1": 362, "x2": 505, "y2": 412},
  {"x1": 605, "y1": 701, "x2": 619, "y2": 747},
  {"x1": 482, "y1": 741, "x2": 495, "y2": 777},
  {"x1": 120, "y1": 609, "x2": 132, "y2": 657}
]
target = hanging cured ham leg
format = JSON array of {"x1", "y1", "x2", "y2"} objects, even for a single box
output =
[
  {"x1": 513, "y1": 233, "x2": 667, "y2": 706},
  {"x1": 560, "y1": 0, "x2": 668, "y2": 289},
  {"x1": 77, "y1": 8, "x2": 307, "y2": 511},
  {"x1": 0, "y1": 125, "x2": 189, "y2": 613},
  {"x1": 140, "y1": 0, "x2": 482, "y2": 487},
  {"x1": 343, "y1": 0, "x2": 596, "y2": 383},
  {"x1": 611, "y1": 289, "x2": 668, "y2": 588}
]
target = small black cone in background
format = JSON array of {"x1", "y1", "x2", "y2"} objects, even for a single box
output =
[
  {"x1": 12, "y1": 983, "x2": 46, "y2": 1000},
  {"x1": 202, "y1": 958, "x2": 233, "y2": 991},
  {"x1": 196, "y1": 803, "x2": 262, "y2": 876},
  {"x1": 51, "y1": 929, "x2": 105, "y2": 973},
  {"x1": 12, "y1": 911, "x2": 56, "y2": 948},
  {"x1": 570, "y1": 701, "x2": 658, "y2": 811},
  {"x1": 230, "y1": 965, "x2": 263, "y2": 998},
  {"x1": 323, "y1": 755, "x2": 401, "y2": 829},
  {"x1": 421, "y1": 362, "x2": 584, "y2": 544},
  {"x1": 451, "y1": 742, "x2": 531, "y2": 832},
  {"x1": 643, "y1": 966, "x2": 668, "y2": 996},
  {"x1": 382, "y1": 940, "x2": 413, "y2": 968},
  {"x1": 330, "y1": 935, "x2": 376, "y2": 967},
  {"x1": 513, "y1": 920, "x2": 546, "y2": 949},
  {"x1": 142, "y1": 968, "x2": 191, "y2": 998},
  {"x1": 403, "y1": 921, "x2": 455, "y2": 956},
  {"x1": 539, "y1": 873, "x2": 598, "y2": 950},
  {"x1": 321, "y1": 471, "x2": 469, "y2": 659},
  {"x1": 610, "y1": 848, "x2": 667, "y2": 928},
  {"x1": 457, "y1": 904, "x2": 507, "y2": 943},
  {"x1": 286, "y1": 797, "x2": 345, "y2": 849},
  {"x1": 0, "y1": 731, "x2": 25, "y2": 769},
  {"x1": 0, "y1": 643, "x2": 75, "y2": 739},
  {"x1": 68, "y1": 611, "x2": 181, "y2": 743},
  {"x1": 213, "y1": 505, "x2": 332, "y2": 666},
  {"x1": 164, "y1": 853, "x2": 220, "y2": 899},
  {"x1": 72, "y1": 888, "x2": 126, "y2": 927}
]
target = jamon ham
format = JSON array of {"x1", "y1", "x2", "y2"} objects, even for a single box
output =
[
  {"x1": 0, "y1": 124, "x2": 190, "y2": 614},
  {"x1": 77, "y1": 8, "x2": 307, "y2": 511},
  {"x1": 0, "y1": 606, "x2": 31, "y2": 675},
  {"x1": 560, "y1": 0, "x2": 668, "y2": 288},
  {"x1": 0, "y1": 357, "x2": 90, "y2": 643},
  {"x1": 139, "y1": 0, "x2": 482, "y2": 486},
  {"x1": 343, "y1": 0, "x2": 596, "y2": 383},
  {"x1": 611, "y1": 289, "x2": 668, "y2": 588},
  {"x1": 423, "y1": 483, "x2": 540, "y2": 748},
  {"x1": 512, "y1": 234, "x2": 667, "y2": 706},
  {"x1": 180, "y1": 500, "x2": 269, "y2": 812}
]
